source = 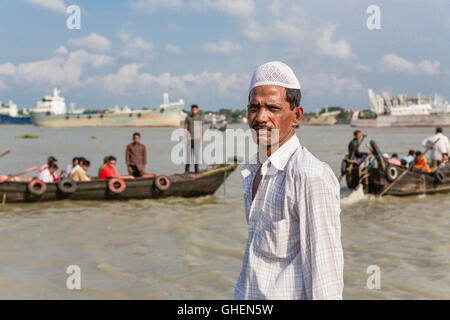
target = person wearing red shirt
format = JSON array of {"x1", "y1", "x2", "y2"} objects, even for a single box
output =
[{"x1": 99, "y1": 156, "x2": 118, "y2": 180}]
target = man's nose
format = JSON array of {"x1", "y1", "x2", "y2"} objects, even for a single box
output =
[{"x1": 255, "y1": 107, "x2": 270, "y2": 124}]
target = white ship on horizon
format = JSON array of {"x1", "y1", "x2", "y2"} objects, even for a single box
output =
[{"x1": 351, "y1": 89, "x2": 450, "y2": 128}]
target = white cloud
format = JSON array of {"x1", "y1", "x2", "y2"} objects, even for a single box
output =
[
  {"x1": 202, "y1": 40, "x2": 241, "y2": 54},
  {"x1": 67, "y1": 33, "x2": 111, "y2": 52},
  {"x1": 316, "y1": 24, "x2": 353, "y2": 59},
  {"x1": 130, "y1": 0, "x2": 182, "y2": 14},
  {"x1": 417, "y1": 60, "x2": 440, "y2": 75},
  {"x1": 165, "y1": 44, "x2": 180, "y2": 54},
  {"x1": 118, "y1": 30, "x2": 155, "y2": 60},
  {"x1": 379, "y1": 54, "x2": 415, "y2": 74},
  {"x1": 190, "y1": 0, "x2": 255, "y2": 17},
  {"x1": 132, "y1": 0, "x2": 255, "y2": 17},
  {"x1": 55, "y1": 45, "x2": 68, "y2": 55},
  {"x1": 379, "y1": 54, "x2": 440, "y2": 75},
  {"x1": 0, "y1": 50, "x2": 112, "y2": 87},
  {"x1": 0, "y1": 63, "x2": 17, "y2": 76},
  {"x1": 354, "y1": 63, "x2": 371, "y2": 72},
  {"x1": 303, "y1": 73, "x2": 363, "y2": 97},
  {"x1": 99, "y1": 63, "x2": 249, "y2": 97},
  {"x1": 24, "y1": 0, "x2": 66, "y2": 14}
]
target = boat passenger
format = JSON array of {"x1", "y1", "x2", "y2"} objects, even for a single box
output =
[
  {"x1": 72, "y1": 159, "x2": 91, "y2": 182},
  {"x1": 400, "y1": 159, "x2": 408, "y2": 168},
  {"x1": 422, "y1": 127, "x2": 450, "y2": 169},
  {"x1": 126, "y1": 132, "x2": 147, "y2": 178},
  {"x1": 388, "y1": 154, "x2": 401, "y2": 166},
  {"x1": 400, "y1": 150, "x2": 415, "y2": 167},
  {"x1": 439, "y1": 153, "x2": 448, "y2": 169},
  {"x1": 38, "y1": 156, "x2": 57, "y2": 176},
  {"x1": 61, "y1": 157, "x2": 79, "y2": 178},
  {"x1": 38, "y1": 162, "x2": 60, "y2": 183},
  {"x1": 99, "y1": 156, "x2": 118, "y2": 180},
  {"x1": 414, "y1": 151, "x2": 431, "y2": 173},
  {"x1": 98, "y1": 156, "x2": 109, "y2": 176}
]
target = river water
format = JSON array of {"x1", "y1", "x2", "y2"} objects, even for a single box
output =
[{"x1": 0, "y1": 124, "x2": 448, "y2": 299}]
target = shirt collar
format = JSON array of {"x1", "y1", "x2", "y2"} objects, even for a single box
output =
[
  {"x1": 267, "y1": 134, "x2": 300, "y2": 171},
  {"x1": 240, "y1": 134, "x2": 301, "y2": 178}
]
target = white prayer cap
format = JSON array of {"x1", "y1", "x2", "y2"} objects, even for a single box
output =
[{"x1": 249, "y1": 61, "x2": 301, "y2": 92}]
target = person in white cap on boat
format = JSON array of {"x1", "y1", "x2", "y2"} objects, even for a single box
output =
[{"x1": 235, "y1": 61, "x2": 344, "y2": 300}]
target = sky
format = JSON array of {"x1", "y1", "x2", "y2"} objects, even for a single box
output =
[{"x1": 0, "y1": 0, "x2": 449, "y2": 112}]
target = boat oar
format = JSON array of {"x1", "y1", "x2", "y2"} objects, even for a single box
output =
[
  {"x1": 379, "y1": 139, "x2": 439, "y2": 196},
  {"x1": 8, "y1": 166, "x2": 38, "y2": 178},
  {"x1": 0, "y1": 149, "x2": 11, "y2": 159}
]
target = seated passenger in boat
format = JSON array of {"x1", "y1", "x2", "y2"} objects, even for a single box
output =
[
  {"x1": 38, "y1": 156, "x2": 57, "y2": 177},
  {"x1": 400, "y1": 159, "x2": 408, "y2": 168},
  {"x1": 38, "y1": 162, "x2": 60, "y2": 183},
  {"x1": 400, "y1": 150, "x2": 415, "y2": 167},
  {"x1": 388, "y1": 153, "x2": 401, "y2": 166},
  {"x1": 98, "y1": 156, "x2": 109, "y2": 176},
  {"x1": 72, "y1": 159, "x2": 91, "y2": 182},
  {"x1": 414, "y1": 151, "x2": 431, "y2": 173},
  {"x1": 439, "y1": 153, "x2": 448, "y2": 169},
  {"x1": 99, "y1": 156, "x2": 118, "y2": 180},
  {"x1": 61, "y1": 157, "x2": 79, "y2": 179}
]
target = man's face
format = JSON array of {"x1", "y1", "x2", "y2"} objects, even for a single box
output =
[
  {"x1": 355, "y1": 132, "x2": 362, "y2": 140},
  {"x1": 73, "y1": 159, "x2": 79, "y2": 166},
  {"x1": 248, "y1": 85, "x2": 302, "y2": 146},
  {"x1": 109, "y1": 160, "x2": 116, "y2": 167},
  {"x1": 49, "y1": 167, "x2": 57, "y2": 174},
  {"x1": 133, "y1": 135, "x2": 140, "y2": 143},
  {"x1": 191, "y1": 107, "x2": 198, "y2": 117},
  {"x1": 82, "y1": 164, "x2": 89, "y2": 171}
]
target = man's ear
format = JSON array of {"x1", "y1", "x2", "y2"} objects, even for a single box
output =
[{"x1": 292, "y1": 106, "x2": 303, "y2": 127}]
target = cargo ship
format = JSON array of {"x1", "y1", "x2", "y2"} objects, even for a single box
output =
[
  {"x1": 0, "y1": 100, "x2": 31, "y2": 125},
  {"x1": 350, "y1": 89, "x2": 450, "y2": 128},
  {"x1": 30, "y1": 88, "x2": 184, "y2": 128}
]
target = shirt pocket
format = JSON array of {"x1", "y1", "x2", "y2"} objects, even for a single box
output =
[{"x1": 253, "y1": 214, "x2": 296, "y2": 260}]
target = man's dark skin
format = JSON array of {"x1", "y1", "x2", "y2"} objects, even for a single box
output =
[{"x1": 248, "y1": 85, "x2": 303, "y2": 200}]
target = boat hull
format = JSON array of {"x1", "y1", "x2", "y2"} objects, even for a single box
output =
[
  {"x1": 0, "y1": 115, "x2": 32, "y2": 125},
  {"x1": 350, "y1": 111, "x2": 450, "y2": 128},
  {"x1": 0, "y1": 163, "x2": 237, "y2": 203},
  {"x1": 30, "y1": 103, "x2": 183, "y2": 128}
]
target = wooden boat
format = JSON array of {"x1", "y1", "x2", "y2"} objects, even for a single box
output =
[
  {"x1": 0, "y1": 162, "x2": 238, "y2": 203},
  {"x1": 341, "y1": 140, "x2": 450, "y2": 196}
]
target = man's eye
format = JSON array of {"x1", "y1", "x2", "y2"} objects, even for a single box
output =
[{"x1": 269, "y1": 106, "x2": 280, "y2": 110}]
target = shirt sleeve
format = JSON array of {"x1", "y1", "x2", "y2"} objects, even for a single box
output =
[{"x1": 301, "y1": 164, "x2": 344, "y2": 300}]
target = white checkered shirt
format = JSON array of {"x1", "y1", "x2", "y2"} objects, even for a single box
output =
[{"x1": 234, "y1": 134, "x2": 344, "y2": 300}]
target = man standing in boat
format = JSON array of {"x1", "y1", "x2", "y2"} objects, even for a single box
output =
[
  {"x1": 348, "y1": 130, "x2": 368, "y2": 165},
  {"x1": 184, "y1": 104, "x2": 203, "y2": 173},
  {"x1": 422, "y1": 127, "x2": 450, "y2": 169},
  {"x1": 126, "y1": 132, "x2": 147, "y2": 178},
  {"x1": 235, "y1": 61, "x2": 344, "y2": 300}
]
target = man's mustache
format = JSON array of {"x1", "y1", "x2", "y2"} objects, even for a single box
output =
[{"x1": 252, "y1": 124, "x2": 273, "y2": 131}]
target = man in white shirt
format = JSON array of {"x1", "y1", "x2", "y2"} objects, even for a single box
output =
[
  {"x1": 38, "y1": 162, "x2": 59, "y2": 183},
  {"x1": 422, "y1": 127, "x2": 450, "y2": 169},
  {"x1": 235, "y1": 61, "x2": 344, "y2": 300}
]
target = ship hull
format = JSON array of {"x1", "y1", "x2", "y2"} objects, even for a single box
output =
[
  {"x1": 350, "y1": 112, "x2": 450, "y2": 128},
  {"x1": 31, "y1": 103, "x2": 183, "y2": 128},
  {"x1": 0, "y1": 115, "x2": 32, "y2": 125}
]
